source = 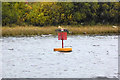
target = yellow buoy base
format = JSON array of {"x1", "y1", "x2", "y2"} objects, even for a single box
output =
[{"x1": 54, "y1": 48, "x2": 72, "y2": 52}]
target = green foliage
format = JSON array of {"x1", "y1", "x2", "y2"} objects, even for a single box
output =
[{"x1": 2, "y1": 2, "x2": 120, "y2": 26}]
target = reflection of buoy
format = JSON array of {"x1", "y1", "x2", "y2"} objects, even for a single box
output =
[{"x1": 54, "y1": 48, "x2": 72, "y2": 52}]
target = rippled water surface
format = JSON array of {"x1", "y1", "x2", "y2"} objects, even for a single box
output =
[{"x1": 1, "y1": 35, "x2": 118, "y2": 78}]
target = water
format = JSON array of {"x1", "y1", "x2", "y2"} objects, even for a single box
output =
[{"x1": 1, "y1": 35, "x2": 118, "y2": 78}]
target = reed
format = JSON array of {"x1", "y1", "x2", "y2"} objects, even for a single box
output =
[{"x1": 1, "y1": 25, "x2": 119, "y2": 37}]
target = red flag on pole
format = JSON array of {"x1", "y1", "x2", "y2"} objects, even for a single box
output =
[{"x1": 58, "y1": 32, "x2": 67, "y2": 40}]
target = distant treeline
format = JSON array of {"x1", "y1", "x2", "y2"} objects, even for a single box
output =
[{"x1": 2, "y1": 2, "x2": 120, "y2": 26}]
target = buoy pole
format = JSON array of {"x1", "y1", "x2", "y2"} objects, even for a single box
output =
[
  {"x1": 61, "y1": 32, "x2": 64, "y2": 48},
  {"x1": 62, "y1": 39, "x2": 64, "y2": 48}
]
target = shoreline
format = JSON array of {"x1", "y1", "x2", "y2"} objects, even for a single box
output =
[{"x1": 1, "y1": 26, "x2": 119, "y2": 37}]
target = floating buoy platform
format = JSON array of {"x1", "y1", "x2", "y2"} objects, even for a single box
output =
[
  {"x1": 54, "y1": 26, "x2": 72, "y2": 52},
  {"x1": 54, "y1": 48, "x2": 72, "y2": 52}
]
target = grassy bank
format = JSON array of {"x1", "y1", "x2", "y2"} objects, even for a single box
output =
[{"x1": 1, "y1": 26, "x2": 119, "y2": 37}]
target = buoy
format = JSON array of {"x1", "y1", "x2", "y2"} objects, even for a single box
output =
[
  {"x1": 54, "y1": 48, "x2": 72, "y2": 52},
  {"x1": 54, "y1": 26, "x2": 72, "y2": 52}
]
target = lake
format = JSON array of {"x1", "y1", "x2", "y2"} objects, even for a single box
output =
[{"x1": 1, "y1": 35, "x2": 118, "y2": 78}]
